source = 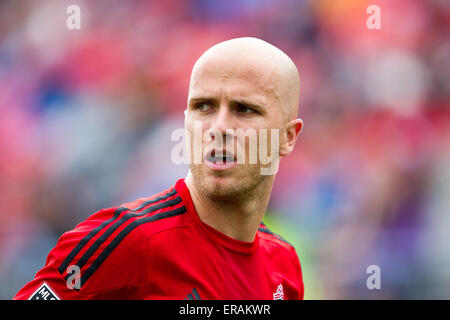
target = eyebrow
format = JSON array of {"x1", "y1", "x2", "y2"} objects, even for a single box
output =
[{"x1": 189, "y1": 97, "x2": 266, "y2": 113}]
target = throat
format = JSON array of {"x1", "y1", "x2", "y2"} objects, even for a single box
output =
[
  {"x1": 199, "y1": 190, "x2": 264, "y2": 242},
  {"x1": 185, "y1": 172, "x2": 271, "y2": 242}
]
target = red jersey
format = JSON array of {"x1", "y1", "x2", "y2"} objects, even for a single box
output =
[{"x1": 14, "y1": 179, "x2": 304, "y2": 300}]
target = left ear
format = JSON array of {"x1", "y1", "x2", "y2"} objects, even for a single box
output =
[{"x1": 279, "y1": 118, "x2": 303, "y2": 157}]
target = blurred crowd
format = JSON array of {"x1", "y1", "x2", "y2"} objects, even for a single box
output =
[{"x1": 0, "y1": 0, "x2": 449, "y2": 299}]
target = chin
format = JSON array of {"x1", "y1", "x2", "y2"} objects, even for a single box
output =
[
  {"x1": 203, "y1": 174, "x2": 240, "y2": 197},
  {"x1": 191, "y1": 165, "x2": 260, "y2": 202}
]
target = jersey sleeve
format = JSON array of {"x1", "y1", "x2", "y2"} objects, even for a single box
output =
[
  {"x1": 290, "y1": 245, "x2": 305, "y2": 300},
  {"x1": 13, "y1": 207, "x2": 146, "y2": 300}
]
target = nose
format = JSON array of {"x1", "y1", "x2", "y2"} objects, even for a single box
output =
[{"x1": 207, "y1": 105, "x2": 234, "y2": 143}]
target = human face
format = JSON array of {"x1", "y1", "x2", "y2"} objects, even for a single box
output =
[{"x1": 185, "y1": 57, "x2": 284, "y2": 201}]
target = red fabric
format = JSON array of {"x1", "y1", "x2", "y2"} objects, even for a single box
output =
[{"x1": 13, "y1": 179, "x2": 304, "y2": 300}]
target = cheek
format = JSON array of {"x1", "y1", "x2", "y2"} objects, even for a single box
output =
[{"x1": 185, "y1": 120, "x2": 214, "y2": 163}]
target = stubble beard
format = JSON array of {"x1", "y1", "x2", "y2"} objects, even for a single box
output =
[{"x1": 189, "y1": 163, "x2": 268, "y2": 204}]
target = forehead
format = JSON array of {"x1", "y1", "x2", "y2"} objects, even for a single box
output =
[{"x1": 188, "y1": 55, "x2": 280, "y2": 102}]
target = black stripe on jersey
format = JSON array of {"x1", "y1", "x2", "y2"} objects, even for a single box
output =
[
  {"x1": 79, "y1": 205, "x2": 187, "y2": 289},
  {"x1": 258, "y1": 227, "x2": 292, "y2": 246},
  {"x1": 192, "y1": 288, "x2": 201, "y2": 300},
  {"x1": 58, "y1": 188, "x2": 177, "y2": 274},
  {"x1": 65, "y1": 196, "x2": 182, "y2": 281},
  {"x1": 184, "y1": 288, "x2": 201, "y2": 300}
]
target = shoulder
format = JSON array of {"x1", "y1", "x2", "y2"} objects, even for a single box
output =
[
  {"x1": 50, "y1": 184, "x2": 187, "y2": 292},
  {"x1": 257, "y1": 221, "x2": 301, "y2": 269},
  {"x1": 257, "y1": 221, "x2": 295, "y2": 252},
  {"x1": 258, "y1": 222, "x2": 304, "y2": 299}
]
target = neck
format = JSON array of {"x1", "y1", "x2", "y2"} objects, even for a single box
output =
[{"x1": 185, "y1": 172, "x2": 274, "y2": 243}]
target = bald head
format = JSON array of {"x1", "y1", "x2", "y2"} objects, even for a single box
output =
[{"x1": 189, "y1": 37, "x2": 300, "y2": 123}]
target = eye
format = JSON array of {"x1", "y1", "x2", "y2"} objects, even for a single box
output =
[
  {"x1": 236, "y1": 103, "x2": 256, "y2": 114},
  {"x1": 194, "y1": 102, "x2": 213, "y2": 112}
]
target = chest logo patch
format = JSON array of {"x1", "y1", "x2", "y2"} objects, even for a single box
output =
[{"x1": 273, "y1": 284, "x2": 284, "y2": 300}]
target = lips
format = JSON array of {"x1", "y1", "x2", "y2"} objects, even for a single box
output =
[
  {"x1": 207, "y1": 149, "x2": 236, "y2": 164},
  {"x1": 204, "y1": 149, "x2": 237, "y2": 170}
]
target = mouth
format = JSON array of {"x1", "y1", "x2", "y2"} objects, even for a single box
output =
[{"x1": 204, "y1": 149, "x2": 237, "y2": 171}]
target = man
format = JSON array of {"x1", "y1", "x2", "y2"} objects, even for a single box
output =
[{"x1": 14, "y1": 37, "x2": 304, "y2": 300}]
